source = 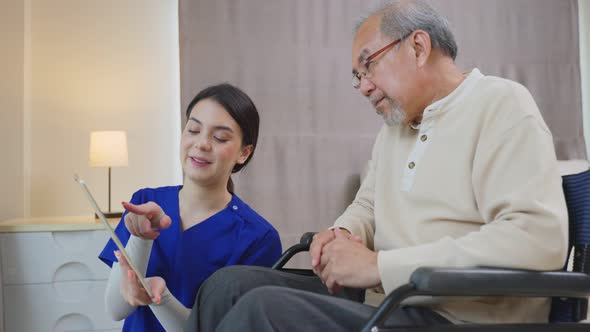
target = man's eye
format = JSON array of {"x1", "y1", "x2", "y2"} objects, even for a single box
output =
[{"x1": 364, "y1": 60, "x2": 374, "y2": 70}]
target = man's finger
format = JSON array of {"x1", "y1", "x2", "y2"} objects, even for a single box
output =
[
  {"x1": 310, "y1": 230, "x2": 333, "y2": 267},
  {"x1": 310, "y1": 241, "x2": 320, "y2": 268},
  {"x1": 322, "y1": 261, "x2": 335, "y2": 293},
  {"x1": 310, "y1": 240, "x2": 326, "y2": 268},
  {"x1": 326, "y1": 280, "x2": 335, "y2": 294},
  {"x1": 319, "y1": 240, "x2": 333, "y2": 263},
  {"x1": 316, "y1": 238, "x2": 337, "y2": 276},
  {"x1": 323, "y1": 260, "x2": 343, "y2": 295},
  {"x1": 332, "y1": 283, "x2": 343, "y2": 295}
]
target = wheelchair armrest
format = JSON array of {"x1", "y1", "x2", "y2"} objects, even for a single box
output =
[
  {"x1": 272, "y1": 232, "x2": 317, "y2": 269},
  {"x1": 410, "y1": 267, "x2": 590, "y2": 298},
  {"x1": 362, "y1": 267, "x2": 590, "y2": 332},
  {"x1": 299, "y1": 231, "x2": 316, "y2": 247}
]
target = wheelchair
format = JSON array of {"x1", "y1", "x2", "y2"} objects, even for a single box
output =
[{"x1": 272, "y1": 169, "x2": 590, "y2": 331}]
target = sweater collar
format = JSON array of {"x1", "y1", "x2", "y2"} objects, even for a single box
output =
[{"x1": 411, "y1": 68, "x2": 483, "y2": 129}]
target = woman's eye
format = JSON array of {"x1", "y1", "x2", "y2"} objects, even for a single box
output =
[
  {"x1": 188, "y1": 129, "x2": 199, "y2": 134},
  {"x1": 214, "y1": 136, "x2": 228, "y2": 142}
]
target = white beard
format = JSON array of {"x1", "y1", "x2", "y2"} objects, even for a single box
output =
[{"x1": 383, "y1": 101, "x2": 406, "y2": 126}]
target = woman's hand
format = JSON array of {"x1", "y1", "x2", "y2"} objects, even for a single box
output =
[
  {"x1": 115, "y1": 250, "x2": 167, "y2": 305},
  {"x1": 122, "y1": 201, "x2": 172, "y2": 240}
]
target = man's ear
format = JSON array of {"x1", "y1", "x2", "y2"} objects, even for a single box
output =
[
  {"x1": 410, "y1": 30, "x2": 432, "y2": 67},
  {"x1": 236, "y1": 144, "x2": 253, "y2": 165}
]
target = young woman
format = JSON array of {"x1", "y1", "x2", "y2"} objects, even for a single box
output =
[{"x1": 98, "y1": 84, "x2": 282, "y2": 331}]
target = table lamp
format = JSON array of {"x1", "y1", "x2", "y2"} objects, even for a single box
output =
[{"x1": 89, "y1": 131, "x2": 129, "y2": 218}]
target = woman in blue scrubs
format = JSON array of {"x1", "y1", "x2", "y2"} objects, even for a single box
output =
[{"x1": 98, "y1": 84, "x2": 282, "y2": 331}]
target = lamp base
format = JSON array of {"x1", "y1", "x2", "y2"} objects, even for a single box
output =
[{"x1": 95, "y1": 211, "x2": 123, "y2": 219}]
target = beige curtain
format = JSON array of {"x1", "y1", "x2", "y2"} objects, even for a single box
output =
[{"x1": 179, "y1": 0, "x2": 584, "y2": 259}]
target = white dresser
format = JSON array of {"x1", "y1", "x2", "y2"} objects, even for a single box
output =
[{"x1": 0, "y1": 216, "x2": 124, "y2": 332}]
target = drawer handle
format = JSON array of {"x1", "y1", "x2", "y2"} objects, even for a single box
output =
[
  {"x1": 53, "y1": 262, "x2": 93, "y2": 302},
  {"x1": 55, "y1": 313, "x2": 93, "y2": 331}
]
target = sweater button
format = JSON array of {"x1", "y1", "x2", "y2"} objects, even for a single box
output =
[{"x1": 408, "y1": 162, "x2": 415, "y2": 169}]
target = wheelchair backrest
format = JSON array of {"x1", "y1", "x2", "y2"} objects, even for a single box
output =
[{"x1": 550, "y1": 168, "x2": 590, "y2": 322}]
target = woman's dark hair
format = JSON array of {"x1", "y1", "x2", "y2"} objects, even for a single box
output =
[{"x1": 185, "y1": 83, "x2": 260, "y2": 192}]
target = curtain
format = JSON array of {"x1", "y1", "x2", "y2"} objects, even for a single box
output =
[{"x1": 179, "y1": 0, "x2": 584, "y2": 260}]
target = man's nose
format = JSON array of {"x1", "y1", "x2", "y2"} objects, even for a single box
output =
[{"x1": 359, "y1": 77, "x2": 376, "y2": 97}]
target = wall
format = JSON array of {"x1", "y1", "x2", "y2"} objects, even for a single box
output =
[
  {"x1": 25, "y1": 0, "x2": 181, "y2": 217},
  {"x1": 0, "y1": 0, "x2": 25, "y2": 221},
  {"x1": 581, "y1": 0, "x2": 590, "y2": 158}
]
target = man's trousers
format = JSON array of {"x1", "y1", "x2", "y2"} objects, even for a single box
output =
[{"x1": 184, "y1": 265, "x2": 451, "y2": 332}]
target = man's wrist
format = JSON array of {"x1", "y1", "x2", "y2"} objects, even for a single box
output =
[{"x1": 330, "y1": 226, "x2": 352, "y2": 235}]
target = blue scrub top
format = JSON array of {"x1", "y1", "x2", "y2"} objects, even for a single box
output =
[{"x1": 99, "y1": 186, "x2": 282, "y2": 332}]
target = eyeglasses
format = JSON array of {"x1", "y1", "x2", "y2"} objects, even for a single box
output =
[{"x1": 352, "y1": 37, "x2": 404, "y2": 89}]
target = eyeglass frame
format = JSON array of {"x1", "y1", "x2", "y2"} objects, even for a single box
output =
[{"x1": 352, "y1": 33, "x2": 410, "y2": 89}]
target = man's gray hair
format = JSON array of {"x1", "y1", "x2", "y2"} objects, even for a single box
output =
[{"x1": 355, "y1": 0, "x2": 458, "y2": 61}]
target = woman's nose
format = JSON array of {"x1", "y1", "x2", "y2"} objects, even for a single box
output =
[{"x1": 195, "y1": 136, "x2": 212, "y2": 151}]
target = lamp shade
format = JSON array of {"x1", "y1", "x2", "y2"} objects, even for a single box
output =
[{"x1": 89, "y1": 131, "x2": 129, "y2": 167}]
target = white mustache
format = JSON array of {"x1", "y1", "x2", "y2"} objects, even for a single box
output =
[{"x1": 369, "y1": 94, "x2": 385, "y2": 106}]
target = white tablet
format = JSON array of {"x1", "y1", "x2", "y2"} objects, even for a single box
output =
[{"x1": 74, "y1": 174, "x2": 153, "y2": 298}]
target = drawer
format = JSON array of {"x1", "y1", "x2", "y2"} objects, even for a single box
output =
[
  {"x1": 0, "y1": 230, "x2": 112, "y2": 285},
  {"x1": 4, "y1": 280, "x2": 123, "y2": 332}
]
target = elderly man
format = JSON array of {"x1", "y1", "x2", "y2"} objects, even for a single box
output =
[{"x1": 184, "y1": 0, "x2": 568, "y2": 331}]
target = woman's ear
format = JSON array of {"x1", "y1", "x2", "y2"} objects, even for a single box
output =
[
  {"x1": 236, "y1": 144, "x2": 253, "y2": 165},
  {"x1": 411, "y1": 30, "x2": 432, "y2": 67}
]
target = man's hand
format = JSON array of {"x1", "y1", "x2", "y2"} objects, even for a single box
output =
[
  {"x1": 319, "y1": 228, "x2": 380, "y2": 294},
  {"x1": 115, "y1": 250, "x2": 166, "y2": 306},
  {"x1": 309, "y1": 229, "x2": 337, "y2": 275},
  {"x1": 122, "y1": 201, "x2": 172, "y2": 240},
  {"x1": 310, "y1": 228, "x2": 361, "y2": 274}
]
